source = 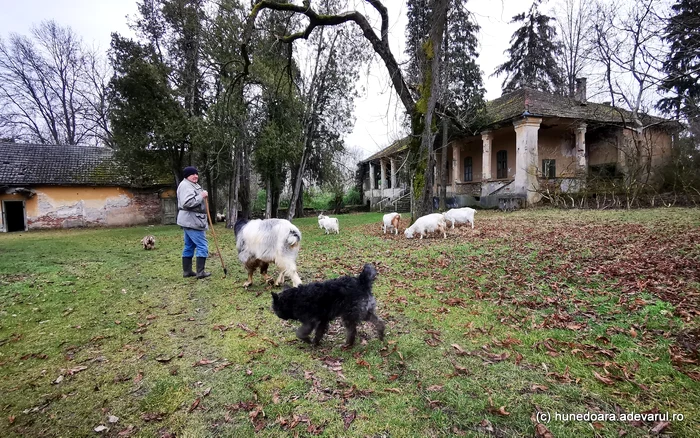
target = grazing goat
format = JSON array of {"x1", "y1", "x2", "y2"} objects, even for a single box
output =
[
  {"x1": 382, "y1": 212, "x2": 401, "y2": 235},
  {"x1": 234, "y1": 218, "x2": 302, "y2": 287},
  {"x1": 443, "y1": 207, "x2": 476, "y2": 229},
  {"x1": 141, "y1": 235, "x2": 156, "y2": 250},
  {"x1": 404, "y1": 213, "x2": 447, "y2": 239},
  {"x1": 317, "y1": 213, "x2": 329, "y2": 229},
  {"x1": 319, "y1": 217, "x2": 339, "y2": 234},
  {"x1": 216, "y1": 213, "x2": 226, "y2": 223}
]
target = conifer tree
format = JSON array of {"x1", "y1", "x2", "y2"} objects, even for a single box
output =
[
  {"x1": 658, "y1": 0, "x2": 700, "y2": 123},
  {"x1": 493, "y1": 0, "x2": 564, "y2": 94}
]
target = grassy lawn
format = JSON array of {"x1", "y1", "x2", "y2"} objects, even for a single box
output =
[{"x1": 1, "y1": 208, "x2": 699, "y2": 437}]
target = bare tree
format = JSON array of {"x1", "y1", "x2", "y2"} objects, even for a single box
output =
[
  {"x1": 590, "y1": 0, "x2": 667, "y2": 119},
  {"x1": 553, "y1": 0, "x2": 594, "y2": 97},
  {"x1": 0, "y1": 21, "x2": 108, "y2": 145}
]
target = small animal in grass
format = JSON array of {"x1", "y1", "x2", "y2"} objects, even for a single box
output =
[
  {"x1": 270, "y1": 264, "x2": 385, "y2": 347},
  {"x1": 317, "y1": 213, "x2": 329, "y2": 229},
  {"x1": 318, "y1": 217, "x2": 339, "y2": 234},
  {"x1": 382, "y1": 212, "x2": 401, "y2": 235},
  {"x1": 141, "y1": 235, "x2": 156, "y2": 250}
]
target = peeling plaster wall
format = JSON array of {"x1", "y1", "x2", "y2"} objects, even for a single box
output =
[
  {"x1": 9, "y1": 186, "x2": 165, "y2": 230},
  {"x1": 538, "y1": 127, "x2": 578, "y2": 177}
]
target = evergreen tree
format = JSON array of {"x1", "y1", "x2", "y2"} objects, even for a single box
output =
[
  {"x1": 658, "y1": 0, "x2": 700, "y2": 122},
  {"x1": 444, "y1": 1, "x2": 485, "y2": 128},
  {"x1": 493, "y1": 0, "x2": 564, "y2": 94}
]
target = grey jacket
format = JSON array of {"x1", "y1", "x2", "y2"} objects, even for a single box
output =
[{"x1": 176, "y1": 179, "x2": 208, "y2": 230}]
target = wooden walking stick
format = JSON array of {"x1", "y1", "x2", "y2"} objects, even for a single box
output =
[{"x1": 205, "y1": 198, "x2": 228, "y2": 277}]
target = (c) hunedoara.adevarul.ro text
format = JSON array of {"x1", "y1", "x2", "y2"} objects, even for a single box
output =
[{"x1": 535, "y1": 411, "x2": 685, "y2": 423}]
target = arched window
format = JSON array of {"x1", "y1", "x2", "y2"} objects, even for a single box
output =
[
  {"x1": 463, "y1": 157, "x2": 473, "y2": 182},
  {"x1": 497, "y1": 150, "x2": 508, "y2": 179}
]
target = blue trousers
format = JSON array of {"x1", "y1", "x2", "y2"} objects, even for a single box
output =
[{"x1": 182, "y1": 228, "x2": 208, "y2": 258}]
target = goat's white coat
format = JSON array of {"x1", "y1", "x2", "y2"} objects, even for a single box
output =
[
  {"x1": 404, "y1": 213, "x2": 447, "y2": 239},
  {"x1": 443, "y1": 207, "x2": 476, "y2": 229},
  {"x1": 319, "y1": 217, "x2": 339, "y2": 234},
  {"x1": 236, "y1": 218, "x2": 302, "y2": 286},
  {"x1": 317, "y1": 214, "x2": 329, "y2": 229},
  {"x1": 382, "y1": 212, "x2": 401, "y2": 235}
]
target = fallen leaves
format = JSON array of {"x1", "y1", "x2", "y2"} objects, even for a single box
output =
[{"x1": 534, "y1": 423, "x2": 554, "y2": 438}]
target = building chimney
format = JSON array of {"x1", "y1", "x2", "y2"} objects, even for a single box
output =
[{"x1": 575, "y1": 77, "x2": 587, "y2": 104}]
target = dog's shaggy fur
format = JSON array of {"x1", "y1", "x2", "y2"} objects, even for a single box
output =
[
  {"x1": 141, "y1": 235, "x2": 156, "y2": 250},
  {"x1": 271, "y1": 264, "x2": 385, "y2": 347},
  {"x1": 235, "y1": 218, "x2": 302, "y2": 287}
]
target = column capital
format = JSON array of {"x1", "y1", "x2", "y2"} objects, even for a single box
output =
[
  {"x1": 576, "y1": 122, "x2": 587, "y2": 132},
  {"x1": 480, "y1": 130, "x2": 494, "y2": 140},
  {"x1": 512, "y1": 116, "x2": 542, "y2": 129}
]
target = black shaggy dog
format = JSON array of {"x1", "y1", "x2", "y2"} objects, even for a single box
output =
[{"x1": 271, "y1": 264, "x2": 385, "y2": 347}]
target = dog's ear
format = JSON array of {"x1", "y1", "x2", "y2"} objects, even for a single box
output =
[
  {"x1": 362, "y1": 263, "x2": 378, "y2": 281},
  {"x1": 271, "y1": 292, "x2": 279, "y2": 302}
]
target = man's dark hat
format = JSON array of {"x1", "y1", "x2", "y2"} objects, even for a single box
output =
[{"x1": 183, "y1": 166, "x2": 198, "y2": 179}]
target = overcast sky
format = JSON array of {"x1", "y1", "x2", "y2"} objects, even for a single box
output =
[{"x1": 0, "y1": 0, "x2": 534, "y2": 159}]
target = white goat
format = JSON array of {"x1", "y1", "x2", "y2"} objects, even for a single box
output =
[
  {"x1": 382, "y1": 212, "x2": 401, "y2": 235},
  {"x1": 443, "y1": 207, "x2": 476, "y2": 229},
  {"x1": 319, "y1": 217, "x2": 339, "y2": 234},
  {"x1": 404, "y1": 213, "x2": 447, "y2": 239},
  {"x1": 317, "y1": 213, "x2": 329, "y2": 229},
  {"x1": 234, "y1": 218, "x2": 302, "y2": 287}
]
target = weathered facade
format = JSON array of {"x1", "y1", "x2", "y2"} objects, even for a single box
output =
[
  {"x1": 0, "y1": 143, "x2": 175, "y2": 232},
  {"x1": 359, "y1": 81, "x2": 679, "y2": 211}
]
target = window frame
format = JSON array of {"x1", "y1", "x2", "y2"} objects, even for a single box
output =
[
  {"x1": 463, "y1": 156, "x2": 473, "y2": 182},
  {"x1": 496, "y1": 150, "x2": 508, "y2": 179},
  {"x1": 542, "y1": 159, "x2": 556, "y2": 179}
]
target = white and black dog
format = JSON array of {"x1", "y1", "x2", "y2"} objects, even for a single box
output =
[{"x1": 234, "y1": 218, "x2": 302, "y2": 287}]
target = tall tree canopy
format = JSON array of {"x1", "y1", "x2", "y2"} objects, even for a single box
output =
[
  {"x1": 493, "y1": 0, "x2": 564, "y2": 94},
  {"x1": 658, "y1": 0, "x2": 700, "y2": 123},
  {"x1": 109, "y1": 0, "x2": 206, "y2": 186},
  {"x1": 0, "y1": 21, "x2": 108, "y2": 145}
]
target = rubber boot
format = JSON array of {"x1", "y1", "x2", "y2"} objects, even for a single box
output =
[
  {"x1": 182, "y1": 257, "x2": 196, "y2": 278},
  {"x1": 196, "y1": 257, "x2": 211, "y2": 279}
]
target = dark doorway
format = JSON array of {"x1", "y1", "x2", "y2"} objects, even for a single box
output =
[{"x1": 3, "y1": 201, "x2": 25, "y2": 232}]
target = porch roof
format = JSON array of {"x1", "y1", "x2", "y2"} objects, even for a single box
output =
[{"x1": 359, "y1": 137, "x2": 410, "y2": 164}]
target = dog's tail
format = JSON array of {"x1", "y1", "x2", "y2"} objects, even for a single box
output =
[
  {"x1": 233, "y1": 218, "x2": 248, "y2": 237},
  {"x1": 358, "y1": 264, "x2": 378, "y2": 290}
]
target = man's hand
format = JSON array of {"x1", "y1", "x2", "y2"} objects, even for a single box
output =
[{"x1": 201, "y1": 190, "x2": 208, "y2": 198}]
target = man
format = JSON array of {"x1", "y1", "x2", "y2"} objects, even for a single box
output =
[{"x1": 177, "y1": 166, "x2": 211, "y2": 279}]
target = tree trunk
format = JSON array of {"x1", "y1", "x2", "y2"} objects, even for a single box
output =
[
  {"x1": 227, "y1": 138, "x2": 241, "y2": 228},
  {"x1": 265, "y1": 178, "x2": 272, "y2": 219},
  {"x1": 288, "y1": 146, "x2": 309, "y2": 220},
  {"x1": 239, "y1": 134, "x2": 252, "y2": 220},
  {"x1": 413, "y1": 0, "x2": 449, "y2": 219},
  {"x1": 439, "y1": 118, "x2": 448, "y2": 210}
]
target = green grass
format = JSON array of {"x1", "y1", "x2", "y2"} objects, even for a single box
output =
[{"x1": 1, "y1": 208, "x2": 699, "y2": 437}]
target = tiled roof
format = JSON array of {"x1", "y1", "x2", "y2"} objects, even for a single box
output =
[
  {"x1": 359, "y1": 137, "x2": 411, "y2": 163},
  {"x1": 484, "y1": 87, "x2": 673, "y2": 127},
  {"x1": 0, "y1": 143, "x2": 160, "y2": 187}
]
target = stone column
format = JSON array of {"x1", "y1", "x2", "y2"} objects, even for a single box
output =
[
  {"x1": 575, "y1": 123, "x2": 587, "y2": 175},
  {"x1": 380, "y1": 159, "x2": 387, "y2": 199},
  {"x1": 481, "y1": 131, "x2": 493, "y2": 181},
  {"x1": 513, "y1": 117, "x2": 542, "y2": 205},
  {"x1": 451, "y1": 143, "x2": 461, "y2": 192},
  {"x1": 390, "y1": 158, "x2": 397, "y2": 191},
  {"x1": 369, "y1": 162, "x2": 375, "y2": 193}
]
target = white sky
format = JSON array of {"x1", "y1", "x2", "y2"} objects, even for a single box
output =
[{"x1": 0, "y1": 0, "x2": 534, "y2": 159}]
